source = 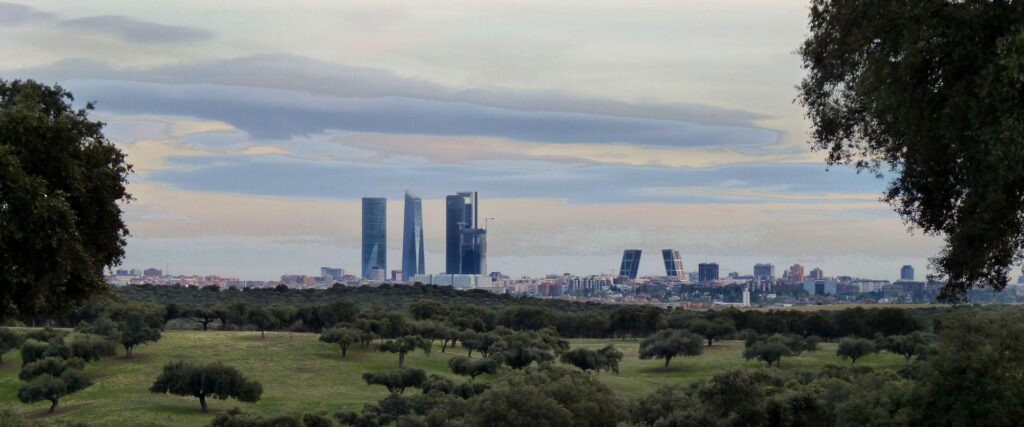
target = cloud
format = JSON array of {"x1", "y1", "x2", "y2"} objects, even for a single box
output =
[
  {"x1": 0, "y1": 2, "x2": 210, "y2": 44},
  {"x1": 9, "y1": 54, "x2": 770, "y2": 128},
  {"x1": 57, "y1": 79, "x2": 777, "y2": 147}
]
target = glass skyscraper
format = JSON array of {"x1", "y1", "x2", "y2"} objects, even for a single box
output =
[
  {"x1": 402, "y1": 191, "x2": 425, "y2": 281},
  {"x1": 698, "y1": 262, "x2": 719, "y2": 284},
  {"x1": 662, "y1": 249, "x2": 683, "y2": 277},
  {"x1": 361, "y1": 197, "x2": 387, "y2": 279},
  {"x1": 446, "y1": 191, "x2": 486, "y2": 274},
  {"x1": 619, "y1": 249, "x2": 642, "y2": 279}
]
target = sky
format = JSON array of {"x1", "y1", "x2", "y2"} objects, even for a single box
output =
[{"x1": 0, "y1": 0, "x2": 941, "y2": 280}]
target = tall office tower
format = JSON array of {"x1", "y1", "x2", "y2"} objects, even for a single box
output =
[
  {"x1": 619, "y1": 249, "x2": 642, "y2": 279},
  {"x1": 446, "y1": 192, "x2": 478, "y2": 273},
  {"x1": 361, "y1": 197, "x2": 387, "y2": 279},
  {"x1": 900, "y1": 265, "x2": 914, "y2": 281},
  {"x1": 698, "y1": 263, "x2": 720, "y2": 283},
  {"x1": 787, "y1": 264, "x2": 805, "y2": 283},
  {"x1": 662, "y1": 249, "x2": 684, "y2": 277},
  {"x1": 402, "y1": 191, "x2": 425, "y2": 281},
  {"x1": 460, "y1": 228, "x2": 487, "y2": 274},
  {"x1": 753, "y1": 263, "x2": 775, "y2": 280},
  {"x1": 809, "y1": 268, "x2": 824, "y2": 280}
]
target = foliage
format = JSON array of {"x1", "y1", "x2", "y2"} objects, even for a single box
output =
[
  {"x1": 362, "y1": 369, "x2": 427, "y2": 395},
  {"x1": 209, "y1": 407, "x2": 335, "y2": 427},
  {"x1": 488, "y1": 330, "x2": 566, "y2": 370},
  {"x1": 19, "y1": 356, "x2": 84, "y2": 381},
  {"x1": 687, "y1": 318, "x2": 736, "y2": 346},
  {"x1": 17, "y1": 368, "x2": 91, "y2": 414},
  {"x1": 319, "y1": 327, "x2": 363, "y2": 357},
  {"x1": 609, "y1": 305, "x2": 665, "y2": 339},
  {"x1": 150, "y1": 361, "x2": 263, "y2": 412},
  {"x1": 0, "y1": 327, "x2": 24, "y2": 363},
  {"x1": 20, "y1": 339, "x2": 70, "y2": 366},
  {"x1": 639, "y1": 329, "x2": 703, "y2": 367},
  {"x1": 742, "y1": 335, "x2": 792, "y2": 368},
  {"x1": 378, "y1": 336, "x2": 432, "y2": 368},
  {"x1": 0, "y1": 80, "x2": 132, "y2": 320},
  {"x1": 559, "y1": 344, "x2": 623, "y2": 374},
  {"x1": 69, "y1": 334, "x2": 117, "y2": 362},
  {"x1": 836, "y1": 338, "x2": 877, "y2": 365},
  {"x1": 447, "y1": 356, "x2": 498, "y2": 379},
  {"x1": 878, "y1": 331, "x2": 934, "y2": 364},
  {"x1": 797, "y1": 0, "x2": 1024, "y2": 301}
]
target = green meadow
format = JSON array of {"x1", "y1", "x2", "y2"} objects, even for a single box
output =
[{"x1": 0, "y1": 331, "x2": 905, "y2": 426}]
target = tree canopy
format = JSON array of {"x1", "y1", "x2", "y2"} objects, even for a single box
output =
[
  {"x1": 150, "y1": 361, "x2": 263, "y2": 412},
  {"x1": 798, "y1": 0, "x2": 1024, "y2": 301},
  {"x1": 0, "y1": 80, "x2": 132, "y2": 320},
  {"x1": 639, "y1": 329, "x2": 703, "y2": 367}
]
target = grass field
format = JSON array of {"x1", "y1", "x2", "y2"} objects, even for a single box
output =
[{"x1": 0, "y1": 331, "x2": 905, "y2": 426}]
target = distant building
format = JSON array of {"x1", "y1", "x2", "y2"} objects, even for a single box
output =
[
  {"x1": 368, "y1": 266, "x2": 386, "y2": 281},
  {"x1": 411, "y1": 273, "x2": 492, "y2": 289},
  {"x1": 446, "y1": 192, "x2": 487, "y2": 275},
  {"x1": 115, "y1": 269, "x2": 130, "y2": 276},
  {"x1": 753, "y1": 263, "x2": 775, "y2": 280},
  {"x1": 143, "y1": 268, "x2": 163, "y2": 277},
  {"x1": 900, "y1": 265, "x2": 915, "y2": 281},
  {"x1": 787, "y1": 264, "x2": 805, "y2": 283},
  {"x1": 129, "y1": 268, "x2": 142, "y2": 277},
  {"x1": 662, "y1": 249, "x2": 684, "y2": 278},
  {"x1": 619, "y1": 249, "x2": 642, "y2": 279},
  {"x1": 852, "y1": 280, "x2": 890, "y2": 294},
  {"x1": 362, "y1": 197, "x2": 387, "y2": 279},
  {"x1": 698, "y1": 263, "x2": 720, "y2": 284},
  {"x1": 391, "y1": 270, "x2": 403, "y2": 281},
  {"x1": 320, "y1": 267, "x2": 345, "y2": 282},
  {"x1": 402, "y1": 191, "x2": 425, "y2": 281},
  {"x1": 803, "y1": 278, "x2": 837, "y2": 295},
  {"x1": 809, "y1": 268, "x2": 824, "y2": 280}
]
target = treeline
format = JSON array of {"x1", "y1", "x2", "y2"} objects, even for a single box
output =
[{"x1": 23, "y1": 289, "x2": 939, "y2": 342}]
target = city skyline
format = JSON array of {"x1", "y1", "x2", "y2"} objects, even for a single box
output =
[{"x1": 0, "y1": 1, "x2": 941, "y2": 280}]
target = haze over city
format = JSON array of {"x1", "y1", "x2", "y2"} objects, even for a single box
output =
[{"x1": 0, "y1": 0, "x2": 941, "y2": 280}]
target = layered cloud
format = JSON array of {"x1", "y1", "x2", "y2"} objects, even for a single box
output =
[{"x1": 0, "y1": 2, "x2": 211, "y2": 43}]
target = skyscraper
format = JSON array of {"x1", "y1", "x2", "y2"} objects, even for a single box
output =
[
  {"x1": 445, "y1": 192, "x2": 486, "y2": 274},
  {"x1": 619, "y1": 249, "x2": 642, "y2": 279},
  {"x1": 361, "y1": 197, "x2": 387, "y2": 279},
  {"x1": 662, "y1": 249, "x2": 683, "y2": 278},
  {"x1": 753, "y1": 263, "x2": 775, "y2": 280},
  {"x1": 787, "y1": 264, "x2": 805, "y2": 283},
  {"x1": 698, "y1": 263, "x2": 719, "y2": 283},
  {"x1": 402, "y1": 191, "x2": 425, "y2": 281},
  {"x1": 809, "y1": 268, "x2": 824, "y2": 280},
  {"x1": 900, "y1": 265, "x2": 914, "y2": 281}
]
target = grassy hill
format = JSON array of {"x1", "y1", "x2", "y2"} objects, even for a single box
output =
[{"x1": 0, "y1": 331, "x2": 904, "y2": 426}]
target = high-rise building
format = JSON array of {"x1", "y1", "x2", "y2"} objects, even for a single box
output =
[
  {"x1": 361, "y1": 197, "x2": 387, "y2": 279},
  {"x1": 662, "y1": 249, "x2": 684, "y2": 278},
  {"x1": 619, "y1": 249, "x2": 642, "y2": 279},
  {"x1": 402, "y1": 191, "x2": 425, "y2": 281},
  {"x1": 753, "y1": 263, "x2": 775, "y2": 280},
  {"x1": 446, "y1": 192, "x2": 487, "y2": 275},
  {"x1": 787, "y1": 264, "x2": 805, "y2": 283},
  {"x1": 446, "y1": 192, "x2": 476, "y2": 273},
  {"x1": 698, "y1": 263, "x2": 719, "y2": 284},
  {"x1": 809, "y1": 268, "x2": 824, "y2": 280},
  {"x1": 900, "y1": 265, "x2": 914, "y2": 281}
]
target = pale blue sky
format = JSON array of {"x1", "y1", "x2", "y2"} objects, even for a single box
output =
[{"x1": 0, "y1": 1, "x2": 939, "y2": 280}]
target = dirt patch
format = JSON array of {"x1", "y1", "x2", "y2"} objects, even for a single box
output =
[{"x1": 25, "y1": 403, "x2": 92, "y2": 419}]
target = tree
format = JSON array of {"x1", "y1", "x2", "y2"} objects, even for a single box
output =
[
  {"x1": 190, "y1": 306, "x2": 219, "y2": 331},
  {"x1": 150, "y1": 361, "x2": 263, "y2": 413},
  {"x1": 448, "y1": 356, "x2": 498, "y2": 379},
  {"x1": 0, "y1": 80, "x2": 132, "y2": 321},
  {"x1": 17, "y1": 356, "x2": 90, "y2": 414},
  {"x1": 115, "y1": 312, "x2": 161, "y2": 359},
  {"x1": 0, "y1": 328, "x2": 23, "y2": 363},
  {"x1": 69, "y1": 334, "x2": 116, "y2": 362},
  {"x1": 378, "y1": 335, "x2": 431, "y2": 368},
  {"x1": 837, "y1": 338, "x2": 877, "y2": 365},
  {"x1": 609, "y1": 306, "x2": 664, "y2": 339},
  {"x1": 460, "y1": 331, "x2": 497, "y2": 358},
  {"x1": 319, "y1": 327, "x2": 362, "y2": 357},
  {"x1": 409, "y1": 300, "x2": 447, "y2": 320},
  {"x1": 688, "y1": 318, "x2": 736, "y2": 346},
  {"x1": 560, "y1": 345, "x2": 623, "y2": 374},
  {"x1": 489, "y1": 331, "x2": 557, "y2": 370},
  {"x1": 881, "y1": 332, "x2": 933, "y2": 364},
  {"x1": 639, "y1": 329, "x2": 703, "y2": 367},
  {"x1": 797, "y1": 1, "x2": 1024, "y2": 301},
  {"x1": 247, "y1": 307, "x2": 278, "y2": 339},
  {"x1": 20, "y1": 339, "x2": 70, "y2": 366},
  {"x1": 361, "y1": 368, "x2": 427, "y2": 395},
  {"x1": 782, "y1": 334, "x2": 820, "y2": 356},
  {"x1": 743, "y1": 336, "x2": 792, "y2": 368}
]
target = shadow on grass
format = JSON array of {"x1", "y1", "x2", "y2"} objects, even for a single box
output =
[
  {"x1": 636, "y1": 364, "x2": 697, "y2": 374},
  {"x1": 24, "y1": 403, "x2": 92, "y2": 419}
]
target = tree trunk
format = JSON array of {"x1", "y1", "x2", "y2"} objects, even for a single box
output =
[
  {"x1": 261, "y1": 330, "x2": 266, "y2": 339},
  {"x1": 399, "y1": 352, "x2": 406, "y2": 368},
  {"x1": 664, "y1": 357, "x2": 672, "y2": 367},
  {"x1": 199, "y1": 394, "x2": 208, "y2": 413},
  {"x1": 442, "y1": 340, "x2": 448, "y2": 353},
  {"x1": 126, "y1": 345, "x2": 133, "y2": 360},
  {"x1": 341, "y1": 346, "x2": 348, "y2": 357},
  {"x1": 467, "y1": 348, "x2": 473, "y2": 358},
  {"x1": 49, "y1": 399, "x2": 58, "y2": 414},
  {"x1": 707, "y1": 337, "x2": 713, "y2": 346}
]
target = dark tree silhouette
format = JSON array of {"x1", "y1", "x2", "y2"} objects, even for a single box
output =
[{"x1": 150, "y1": 361, "x2": 263, "y2": 412}]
